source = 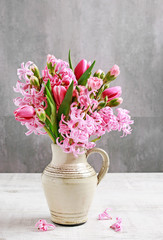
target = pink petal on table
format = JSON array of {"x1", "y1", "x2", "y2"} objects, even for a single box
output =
[
  {"x1": 35, "y1": 219, "x2": 56, "y2": 231},
  {"x1": 110, "y1": 217, "x2": 122, "y2": 232},
  {"x1": 98, "y1": 208, "x2": 112, "y2": 220}
]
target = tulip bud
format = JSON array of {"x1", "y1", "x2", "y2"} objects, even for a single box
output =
[
  {"x1": 52, "y1": 86, "x2": 67, "y2": 109},
  {"x1": 74, "y1": 59, "x2": 91, "y2": 80},
  {"x1": 14, "y1": 105, "x2": 35, "y2": 122},
  {"x1": 30, "y1": 76, "x2": 40, "y2": 87},
  {"x1": 36, "y1": 108, "x2": 46, "y2": 122},
  {"x1": 30, "y1": 64, "x2": 40, "y2": 79},
  {"x1": 107, "y1": 98, "x2": 123, "y2": 107},
  {"x1": 102, "y1": 86, "x2": 122, "y2": 101}
]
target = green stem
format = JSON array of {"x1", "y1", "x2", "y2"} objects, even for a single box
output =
[
  {"x1": 44, "y1": 126, "x2": 56, "y2": 143},
  {"x1": 46, "y1": 114, "x2": 52, "y2": 123}
]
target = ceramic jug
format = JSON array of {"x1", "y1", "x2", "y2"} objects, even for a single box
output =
[{"x1": 42, "y1": 144, "x2": 109, "y2": 225}]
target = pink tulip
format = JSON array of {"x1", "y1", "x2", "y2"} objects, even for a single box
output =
[
  {"x1": 74, "y1": 59, "x2": 91, "y2": 80},
  {"x1": 110, "y1": 64, "x2": 120, "y2": 77},
  {"x1": 102, "y1": 86, "x2": 122, "y2": 101},
  {"x1": 52, "y1": 85, "x2": 67, "y2": 108},
  {"x1": 14, "y1": 105, "x2": 35, "y2": 122}
]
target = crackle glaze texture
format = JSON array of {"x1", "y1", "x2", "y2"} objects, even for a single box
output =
[
  {"x1": 42, "y1": 144, "x2": 109, "y2": 225},
  {"x1": 0, "y1": 0, "x2": 163, "y2": 172}
]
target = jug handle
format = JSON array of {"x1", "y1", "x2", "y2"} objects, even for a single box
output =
[{"x1": 86, "y1": 148, "x2": 110, "y2": 185}]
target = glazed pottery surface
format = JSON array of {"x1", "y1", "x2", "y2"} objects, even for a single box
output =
[{"x1": 42, "y1": 144, "x2": 109, "y2": 225}]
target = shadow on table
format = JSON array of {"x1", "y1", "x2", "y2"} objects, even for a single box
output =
[{"x1": 0, "y1": 215, "x2": 64, "y2": 232}]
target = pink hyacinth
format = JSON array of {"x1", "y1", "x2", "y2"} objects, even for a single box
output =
[
  {"x1": 57, "y1": 95, "x2": 133, "y2": 156},
  {"x1": 116, "y1": 108, "x2": 134, "y2": 136},
  {"x1": 23, "y1": 116, "x2": 46, "y2": 136},
  {"x1": 99, "y1": 107, "x2": 118, "y2": 133},
  {"x1": 42, "y1": 55, "x2": 77, "y2": 88},
  {"x1": 73, "y1": 85, "x2": 87, "y2": 98},
  {"x1": 74, "y1": 59, "x2": 91, "y2": 80},
  {"x1": 77, "y1": 89, "x2": 98, "y2": 112},
  {"x1": 110, "y1": 64, "x2": 120, "y2": 77},
  {"x1": 57, "y1": 104, "x2": 97, "y2": 156},
  {"x1": 110, "y1": 217, "x2": 122, "y2": 232},
  {"x1": 42, "y1": 66, "x2": 55, "y2": 84},
  {"x1": 35, "y1": 219, "x2": 55, "y2": 231},
  {"x1": 14, "y1": 66, "x2": 47, "y2": 136},
  {"x1": 47, "y1": 54, "x2": 68, "y2": 69},
  {"x1": 17, "y1": 61, "x2": 33, "y2": 81},
  {"x1": 59, "y1": 67, "x2": 77, "y2": 87},
  {"x1": 88, "y1": 77, "x2": 103, "y2": 90}
]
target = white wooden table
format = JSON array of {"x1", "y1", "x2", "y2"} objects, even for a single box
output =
[{"x1": 0, "y1": 173, "x2": 163, "y2": 240}]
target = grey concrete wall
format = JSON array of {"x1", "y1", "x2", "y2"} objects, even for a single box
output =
[{"x1": 0, "y1": 0, "x2": 163, "y2": 172}]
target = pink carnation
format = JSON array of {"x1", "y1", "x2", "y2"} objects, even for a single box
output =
[
  {"x1": 87, "y1": 77, "x2": 103, "y2": 90},
  {"x1": 110, "y1": 64, "x2": 120, "y2": 77}
]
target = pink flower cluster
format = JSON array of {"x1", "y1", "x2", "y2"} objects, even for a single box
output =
[
  {"x1": 14, "y1": 62, "x2": 46, "y2": 135},
  {"x1": 57, "y1": 94, "x2": 133, "y2": 156},
  {"x1": 42, "y1": 54, "x2": 77, "y2": 109}
]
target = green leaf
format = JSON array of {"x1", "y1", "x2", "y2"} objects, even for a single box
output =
[
  {"x1": 44, "y1": 80, "x2": 52, "y2": 120},
  {"x1": 46, "y1": 94, "x2": 58, "y2": 138},
  {"x1": 78, "y1": 60, "x2": 96, "y2": 86},
  {"x1": 57, "y1": 81, "x2": 74, "y2": 122},
  {"x1": 103, "y1": 72, "x2": 116, "y2": 84},
  {"x1": 44, "y1": 80, "x2": 58, "y2": 138},
  {"x1": 44, "y1": 81, "x2": 55, "y2": 105},
  {"x1": 91, "y1": 136, "x2": 101, "y2": 142},
  {"x1": 98, "y1": 102, "x2": 107, "y2": 109},
  {"x1": 68, "y1": 49, "x2": 74, "y2": 71},
  {"x1": 46, "y1": 79, "x2": 52, "y2": 92},
  {"x1": 96, "y1": 85, "x2": 104, "y2": 99}
]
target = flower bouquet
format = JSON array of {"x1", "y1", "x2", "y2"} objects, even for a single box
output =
[
  {"x1": 13, "y1": 51, "x2": 133, "y2": 225},
  {"x1": 14, "y1": 51, "x2": 133, "y2": 156}
]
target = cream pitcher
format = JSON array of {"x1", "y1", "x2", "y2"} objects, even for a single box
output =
[{"x1": 42, "y1": 144, "x2": 109, "y2": 225}]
